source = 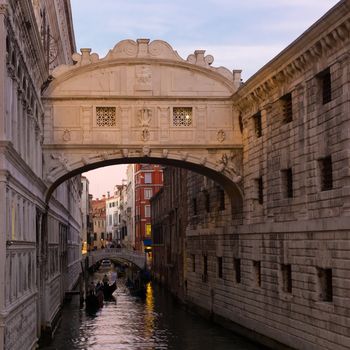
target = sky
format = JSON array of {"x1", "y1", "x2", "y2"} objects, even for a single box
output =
[{"x1": 75, "y1": 0, "x2": 340, "y2": 198}]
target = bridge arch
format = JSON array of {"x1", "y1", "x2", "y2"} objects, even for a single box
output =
[
  {"x1": 42, "y1": 39, "x2": 243, "y2": 209},
  {"x1": 87, "y1": 248, "x2": 147, "y2": 270}
]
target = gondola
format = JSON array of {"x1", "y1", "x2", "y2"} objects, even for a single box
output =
[
  {"x1": 103, "y1": 281, "x2": 117, "y2": 300},
  {"x1": 85, "y1": 293, "x2": 100, "y2": 312}
]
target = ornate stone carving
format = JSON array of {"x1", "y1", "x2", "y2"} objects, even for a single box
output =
[
  {"x1": 50, "y1": 153, "x2": 71, "y2": 171},
  {"x1": 187, "y1": 50, "x2": 213, "y2": 67},
  {"x1": 135, "y1": 66, "x2": 152, "y2": 90},
  {"x1": 62, "y1": 129, "x2": 71, "y2": 142},
  {"x1": 217, "y1": 150, "x2": 242, "y2": 183},
  {"x1": 50, "y1": 39, "x2": 236, "y2": 81},
  {"x1": 162, "y1": 149, "x2": 169, "y2": 158},
  {"x1": 81, "y1": 156, "x2": 90, "y2": 165},
  {"x1": 72, "y1": 48, "x2": 99, "y2": 66},
  {"x1": 52, "y1": 48, "x2": 99, "y2": 78},
  {"x1": 181, "y1": 152, "x2": 189, "y2": 161},
  {"x1": 122, "y1": 149, "x2": 129, "y2": 157},
  {"x1": 142, "y1": 146, "x2": 151, "y2": 156},
  {"x1": 217, "y1": 129, "x2": 225, "y2": 143},
  {"x1": 98, "y1": 151, "x2": 109, "y2": 161},
  {"x1": 109, "y1": 39, "x2": 138, "y2": 58},
  {"x1": 141, "y1": 128, "x2": 150, "y2": 142},
  {"x1": 138, "y1": 108, "x2": 152, "y2": 127}
]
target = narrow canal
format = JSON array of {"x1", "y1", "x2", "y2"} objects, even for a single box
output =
[{"x1": 40, "y1": 268, "x2": 266, "y2": 350}]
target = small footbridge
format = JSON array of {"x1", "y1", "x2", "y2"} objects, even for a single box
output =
[{"x1": 85, "y1": 248, "x2": 146, "y2": 269}]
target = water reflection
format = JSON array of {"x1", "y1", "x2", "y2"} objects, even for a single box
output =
[
  {"x1": 143, "y1": 283, "x2": 156, "y2": 341},
  {"x1": 40, "y1": 268, "x2": 265, "y2": 350}
]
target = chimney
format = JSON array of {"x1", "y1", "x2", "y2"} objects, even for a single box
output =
[{"x1": 107, "y1": 191, "x2": 110, "y2": 198}]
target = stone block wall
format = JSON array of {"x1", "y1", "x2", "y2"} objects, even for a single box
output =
[
  {"x1": 186, "y1": 228, "x2": 350, "y2": 350},
  {"x1": 185, "y1": 2, "x2": 350, "y2": 349}
]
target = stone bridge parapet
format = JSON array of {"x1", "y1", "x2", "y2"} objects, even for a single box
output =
[{"x1": 86, "y1": 248, "x2": 146, "y2": 269}]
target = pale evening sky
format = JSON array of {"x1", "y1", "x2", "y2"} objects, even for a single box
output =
[{"x1": 76, "y1": 0, "x2": 340, "y2": 198}]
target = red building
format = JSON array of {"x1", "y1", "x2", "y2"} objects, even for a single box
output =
[{"x1": 134, "y1": 164, "x2": 163, "y2": 251}]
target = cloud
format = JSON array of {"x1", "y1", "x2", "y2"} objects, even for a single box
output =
[{"x1": 70, "y1": 0, "x2": 340, "y2": 79}]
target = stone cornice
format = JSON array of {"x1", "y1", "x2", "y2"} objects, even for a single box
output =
[
  {"x1": 42, "y1": 94, "x2": 234, "y2": 101},
  {"x1": 0, "y1": 141, "x2": 47, "y2": 195},
  {"x1": 233, "y1": 0, "x2": 350, "y2": 113}
]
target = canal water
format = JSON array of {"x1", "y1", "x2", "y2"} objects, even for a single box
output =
[{"x1": 40, "y1": 268, "x2": 265, "y2": 350}]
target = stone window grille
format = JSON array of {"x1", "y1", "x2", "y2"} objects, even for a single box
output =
[
  {"x1": 318, "y1": 67, "x2": 332, "y2": 105},
  {"x1": 281, "y1": 93, "x2": 293, "y2": 123},
  {"x1": 173, "y1": 107, "x2": 192, "y2": 127},
  {"x1": 253, "y1": 111, "x2": 262, "y2": 138},
  {"x1": 217, "y1": 257, "x2": 223, "y2": 278},
  {"x1": 319, "y1": 156, "x2": 333, "y2": 191},
  {"x1": 281, "y1": 264, "x2": 292, "y2": 293},
  {"x1": 281, "y1": 168, "x2": 293, "y2": 198},
  {"x1": 96, "y1": 106, "x2": 117, "y2": 127},
  {"x1": 317, "y1": 267, "x2": 333, "y2": 302},
  {"x1": 234, "y1": 258, "x2": 241, "y2": 284},
  {"x1": 253, "y1": 260, "x2": 261, "y2": 287}
]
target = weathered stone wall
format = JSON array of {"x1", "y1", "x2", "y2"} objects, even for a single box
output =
[
  {"x1": 185, "y1": 2, "x2": 350, "y2": 349},
  {"x1": 186, "y1": 229, "x2": 350, "y2": 350},
  {"x1": 151, "y1": 166, "x2": 188, "y2": 300}
]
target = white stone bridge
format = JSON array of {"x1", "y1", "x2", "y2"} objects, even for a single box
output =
[
  {"x1": 85, "y1": 248, "x2": 146, "y2": 269},
  {"x1": 42, "y1": 39, "x2": 244, "y2": 211}
]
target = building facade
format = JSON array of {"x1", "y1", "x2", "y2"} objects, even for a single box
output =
[
  {"x1": 80, "y1": 176, "x2": 92, "y2": 252},
  {"x1": 134, "y1": 164, "x2": 163, "y2": 251},
  {"x1": 0, "y1": 1, "x2": 81, "y2": 350},
  {"x1": 152, "y1": 3, "x2": 350, "y2": 350},
  {"x1": 151, "y1": 166, "x2": 188, "y2": 300},
  {"x1": 0, "y1": 0, "x2": 349, "y2": 349},
  {"x1": 91, "y1": 195, "x2": 106, "y2": 250},
  {"x1": 125, "y1": 164, "x2": 135, "y2": 249}
]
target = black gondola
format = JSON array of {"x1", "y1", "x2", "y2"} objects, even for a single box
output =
[
  {"x1": 85, "y1": 293, "x2": 99, "y2": 313},
  {"x1": 103, "y1": 281, "x2": 117, "y2": 300}
]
